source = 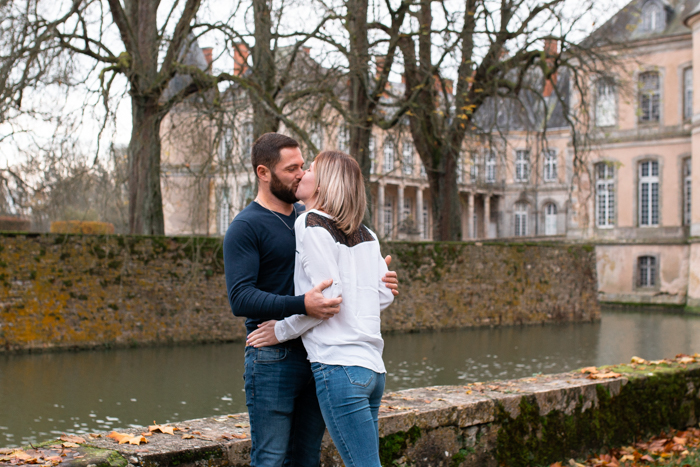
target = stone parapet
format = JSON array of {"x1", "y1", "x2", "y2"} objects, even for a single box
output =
[{"x1": 40, "y1": 361, "x2": 700, "y2": 467}]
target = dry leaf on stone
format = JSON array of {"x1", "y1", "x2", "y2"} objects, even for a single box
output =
[
  {"x1": 148, "y1": 423, "x2": 177, "y2": 435},
  {"x1": 631, "y1": 356, "x2": 649, "y2": 365},
  {"x1": 234, "y1": 423, "x2": 250, "y2": 428},
  {"x1": 61, "y1": 442, "x2": 80, "y2": 448},
  {"x1": 107, "y1": 431, "x2": 148, "y2": 445},
  {"x1": 60, "y1": 435, "x2": 86, "y2": 444},
  {"x1": 580, "y1": 367, "x2": 598, "y2": 374},
  {"x1": 182, "y1": 434, "x2": 195, "y2": 440},
  {"x1": 587, "y1": 371, "x2": 621, "y2": 380}
]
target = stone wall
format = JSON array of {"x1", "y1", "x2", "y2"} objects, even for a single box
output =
[
  {"x1": 49, "y1": 360, "x2": 700, "y2": 467},
  {"x1": 0, "y1": 233, "x2": 599, "y2": 352}
]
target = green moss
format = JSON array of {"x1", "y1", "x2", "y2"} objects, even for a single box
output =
[
  {"x1": 107, "y1": 260, "x2": 122, "y2": 269},
  {"x1": 495, "y1": 368, "x2": 700, "y2": 467},
  {"x1": 379, "y1": 425, "x2": 421, "y2": 466},
  {"x1": 451, "y1": 447, "x2": 476, "y2": 466}
]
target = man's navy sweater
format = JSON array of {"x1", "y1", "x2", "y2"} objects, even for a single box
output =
[{"x1": 223, "y1": 201, "x2": 306, "y2": 348}]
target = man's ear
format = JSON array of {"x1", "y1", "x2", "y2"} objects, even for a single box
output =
[{"x1": 256, "y1": 165, "x2": 270, "y2": 182}]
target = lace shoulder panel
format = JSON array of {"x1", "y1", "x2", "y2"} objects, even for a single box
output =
[{"x1": 305, "y1": 212, "x2": 374, "y2": 247}]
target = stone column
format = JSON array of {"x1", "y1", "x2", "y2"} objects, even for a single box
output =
[
  {"x1": 416, "y1": 187, "x2": 424, "y2": 238},
  {"x1": 467, "y1": 192, "x2": 474, "y2": 239},
  {"x1": 686, "y1": 10, "x2": 700, "y2": 310},
  {"x1": 484, "y1": 195, "x2": 491, "y2": 239},
  {"x1": 398, "y1": 185, "x2": 405, "y2": 225},
  {"x1": 377, "y1": 182, "x2": 385, "y2": 237}
]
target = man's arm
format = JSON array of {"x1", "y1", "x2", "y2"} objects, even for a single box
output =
[{"x1": 224, "y1": 219, "x2": 341, "y2": 321}]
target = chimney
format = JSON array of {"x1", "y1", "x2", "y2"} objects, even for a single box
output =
[
  {"x1": 543, "y1": 39, "x2": 559, "y2": 98},
  {"x1": 202, "y1": 47, "x2": 213, "y2": 72},
  {"x1": 234, "y1": 43, "x2": 250, "y2": 76}
]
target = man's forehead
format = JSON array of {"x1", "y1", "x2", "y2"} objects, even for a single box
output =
[{"x1": 279, "y1": 147, "x2": 304, "y2": 167}]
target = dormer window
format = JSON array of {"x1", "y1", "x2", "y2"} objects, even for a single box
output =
[{"x1": 641, "y1": 1, "x2": 665, "y2": 32}]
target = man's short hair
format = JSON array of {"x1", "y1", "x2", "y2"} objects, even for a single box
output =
[{"x1": 251, "y1": 133, "x2": 300, "y2": 178}]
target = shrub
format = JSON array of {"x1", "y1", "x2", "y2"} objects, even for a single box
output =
[
  {"x1": 0, "y1": 216, "x2": 31, "y2": 232},
  {"x1": 50, "y1": 221, "x2": 115, "y2": 235}
]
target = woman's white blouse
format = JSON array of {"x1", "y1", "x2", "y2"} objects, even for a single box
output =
[{"x1": 273, "y1": 209, "x2": 394, "y2": 373}]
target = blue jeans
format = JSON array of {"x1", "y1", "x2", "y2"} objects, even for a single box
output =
[
  {"x1": 311, "y1": 363, "x2": 386, "y2": 467},
  {"x1": 244, "y1": 345, "x2": 326, "y2": 467}
]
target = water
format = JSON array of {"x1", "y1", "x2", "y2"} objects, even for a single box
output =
[{"x1": 2, "y1": 308, "x2": 700, "y2": 448}]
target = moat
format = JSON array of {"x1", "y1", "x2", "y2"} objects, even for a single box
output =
[{"x1": 2, "y1": 307, "x2": 699, "y2": 448}]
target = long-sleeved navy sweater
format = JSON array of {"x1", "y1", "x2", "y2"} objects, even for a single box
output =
[{"x1": 223, "y1": 201, "x2": 307, "y2": 348}]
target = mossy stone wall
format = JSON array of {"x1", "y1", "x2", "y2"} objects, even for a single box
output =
[{"x1": 0, "y1": 233, "x2": 599, "y2": 352}]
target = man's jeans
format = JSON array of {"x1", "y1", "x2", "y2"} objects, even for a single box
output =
[
  {"x1": 311, "y1": 363, "x2": 386, "y2": 467},
  {"x1": 244, "y1": 345, "x2": 326, "y2": 467}
]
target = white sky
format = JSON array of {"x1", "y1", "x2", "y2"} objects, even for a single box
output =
[{"x1": 0, "y1": 0, "x2": 632, "y2": 167}]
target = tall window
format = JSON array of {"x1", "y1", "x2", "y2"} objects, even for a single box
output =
[
  {"x1": 457, "y1": 156, "x2": 464, "y2": 183},
  {"x1": 638, "y1": 256, "x2": 657, "y2": 287},
  {"x1": 384, "y1": 197, "x2": 393, "y2": 237},
  {"x1": 369, "y1": 136, "x2": 376, "y2": 174},
  {"x1": 338, "y1": 125, "x2": 350, "y2": 152},
  {"x1": 515, "y1": 150, "x2": 530, "y2": 182},
  {"x1": 639, "y1": 160, "x2": 659, "y2": 226},
  {"x1": 638, "y1": 72, "x2": 661, "y2": 123},
  {"x1": 684, "y1": 68, "x2": 693, "y2": 121},
  {"x1": 641, "y1": 2, "x2": 664, "y2": 32},
  {"x1": 685, "y1": 158, "x2": 692, "y2": 226},
  {"x1": 402, "y1": 198, "x2": 412, "y2": 225},
  {"x1": 219, "y1": 128, "x2": 234, "y2": 162},
  {"x1": 218, "y1": 188, "x2": 231, "y2": 235},
  {"x1": 514, "y1": 202, "x2": 528, "y2": 237},
  {"x1": 543, "y1": 150, "x2": 557, "y2": 182},
  {"x1": 310, "y1": 122, "x2": 324, "y2": 151},
  {"x1": 402, "y1": 141, "x2": 414, "y2": 175},
  {"x1": 544, "y1": 203, "x2": 557, "y2": 236},
  {"x1": 383, "y1": 139, "x2": 395, "y2": 173},
  {"x1": 596, "y1": 163, "x2": 615, "y2": 228},
  {"x1": 421, "y1": 204, "x2": 429, "y2": 239},
  {"x1": 241, "y1": 122, "x2": 254, "y2": 157},
  {"x1": 596, "y1": 79, "x2": 616, "y2": 127},
  {"x1": 486, "y1": 151, "x2": 496, "y2": 183},
  {"x1": 420, "y1": 162, "x2": 427, "y2": 178},
  {"x1": 470, "y1": 153, "x2": 480, "y2": 182}
]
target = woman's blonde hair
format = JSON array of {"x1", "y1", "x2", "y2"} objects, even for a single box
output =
[{"x1": 312, "y1": 150, "x2": 367, "y2": 235}]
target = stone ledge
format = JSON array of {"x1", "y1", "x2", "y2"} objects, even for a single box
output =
[{"x1": 59, "y1": 362, "x2": 700, "y2": 467}]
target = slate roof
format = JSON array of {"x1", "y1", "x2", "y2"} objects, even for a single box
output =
[{"x1": 585, "y1": 0, "x2": 698, "y2": 47}]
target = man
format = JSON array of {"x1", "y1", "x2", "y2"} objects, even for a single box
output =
[{"x1": 223, "y1": 133, "x2": 398, "y2": 466}]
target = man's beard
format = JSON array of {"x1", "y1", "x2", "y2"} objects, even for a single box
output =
[{"x1": 270, "y1": 170, "x2": 299, "y2": 204}]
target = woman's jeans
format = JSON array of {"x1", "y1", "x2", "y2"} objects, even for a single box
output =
[{"x1": 311, "y1": 363, "x2": 386, "y2": 467}]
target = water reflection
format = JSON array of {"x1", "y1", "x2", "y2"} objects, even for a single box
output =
[{"x1": 2, "y1": 308, "x2": 700, "y2": 448}]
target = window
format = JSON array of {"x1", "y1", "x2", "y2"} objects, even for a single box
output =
[
  {"x1": 402, "y1": 141, "x2": 414, "y2": 175},
  {"x1": 543, "y1": 150, "x2": 557, "y2": 182},
  {"x1": 218, "y1": 188, "x2": 232, "y2": 235},
  {"x1": 369, "y1": 136, "x2": 376, "y2": 174},
  {"x1": 544, "y1": 203, "x2": 557, "y2": 236},
  {"x1": 420, "y1": 162, "x2": 427, "y2": 179},
  {"x1": 639, "y1": 160, "x2": 659, "y2": 226},
  {"x1": 515, "y1": 150, "x2": 530, "y2": 182},
  {"x1": 641, "y1": 2, "x2": 664, "y2": 32},
  {"x1": 240, "y1": 122, "x2": 254, "y2": 157},
  {"x1": 338, "y1": 125, "x2": 350, "y2": 153},
  {"x1": 384, "y1": 197, "x2": 394, "y2": 237},
  {"x1": 486, "y1": 151, "x2": 496, "y2": 183},
  {"x1": 402, "y1": 198, "x2": 412, "y2": 224},
  {"x1": 470, "y1": 153, "x2": 480, "y2": 182},
  {"x1": 638, "y1": 72, "x2": 660, "y2": 123},
  {"x1": 383, "y1": 139, "x2": 395, "y2": 173},
  {"x1": 457, "y1": 156, "x2": 464, "y2": 183},
  {"x1": 638, "y1": 256, "x2": 657, "y2": 287},
  {"x1": 310, "y1": 122, "x2": 323, "y2": 151},
  {"x1": 685, "y1": 158, "x2": 692, "y2": 226},
  {"x1": 514, "y1": 202, "x2": 528, "y2": 236},
  {"x1": 596, "y1": 163, "x2": 615, "y2": 228},
  {"x1": 218, "y1": 128, "x2": 234, "y2": 162},
  {"x1": 596, "y1": 79, "x2": 616, "y2": 127},
  {"x1": 684, "y1": 68, "x2": 693, "y2": 121}
]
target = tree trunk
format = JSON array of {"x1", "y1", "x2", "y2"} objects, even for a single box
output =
[
  {"x1": 252, "y1": 0, "x2": 280, "y2": 138},
  {"x1": 427, "y1": 147, "x2": 462, "y2": 240},
  {"x1": 128, "y1": 96, "x2": 165, "y2": 235}
]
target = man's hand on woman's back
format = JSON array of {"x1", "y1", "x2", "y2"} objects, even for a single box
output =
[{"x1": 304, "y1": 279, "x2": 342, "y2": 320}]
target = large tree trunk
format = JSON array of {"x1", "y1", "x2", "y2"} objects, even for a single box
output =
[
  {"x1": 128, "y1": 96, "x2": 165, "y2": 235},
  {"x1": 427, "y1": 148, "x2": 462, "y2": 240},
  {"x1": 252, "y1": 0, "x2": 280, "y2": 138}
]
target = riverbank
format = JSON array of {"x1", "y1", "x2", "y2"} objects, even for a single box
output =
[
  {"x1": 0, "y1": 232, "x2": 599, "y2": 353},
  {"x1": 4, "y1": 355, "x2": 700, "y2": 467}
]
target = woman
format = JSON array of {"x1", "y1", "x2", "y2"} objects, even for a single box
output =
[{"x1": 246, "y1": 150, "x2": 394, "y2": 467}]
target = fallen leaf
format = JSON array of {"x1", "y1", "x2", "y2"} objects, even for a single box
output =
[
  {"x1": 148, "y1": 423, "x2": 177, "y2": 435},
  {"x1": 107, "y1": 431, "x2": 148, "y2": 445},
  {"x1": 234, "y1": 423, "x2": 250, "y2": 428},
  {"x1": 181, "y1": 434, "x2": 194, "y2": 440},
  {"x1": 581, "y1": 367, "x2": 599, "y2": 374},
  {"x1": 60, "y1": 435, "x2": 85, "y2": 444},
  {"x1": 88, "y1": 433, "x2": 101, "y2": 439},
  {"x1": 587, "y1": 371, "x2": 621, "y2": 380},
  {"x1": 61, "y1": 442, "x2": 80, "y2": 448},
  {"x1": 640, "y1": 454, "x2": 655, "y2": 462},
  {"x1": 631, "y1": 356, "x2": 649, "y2": 365}
]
